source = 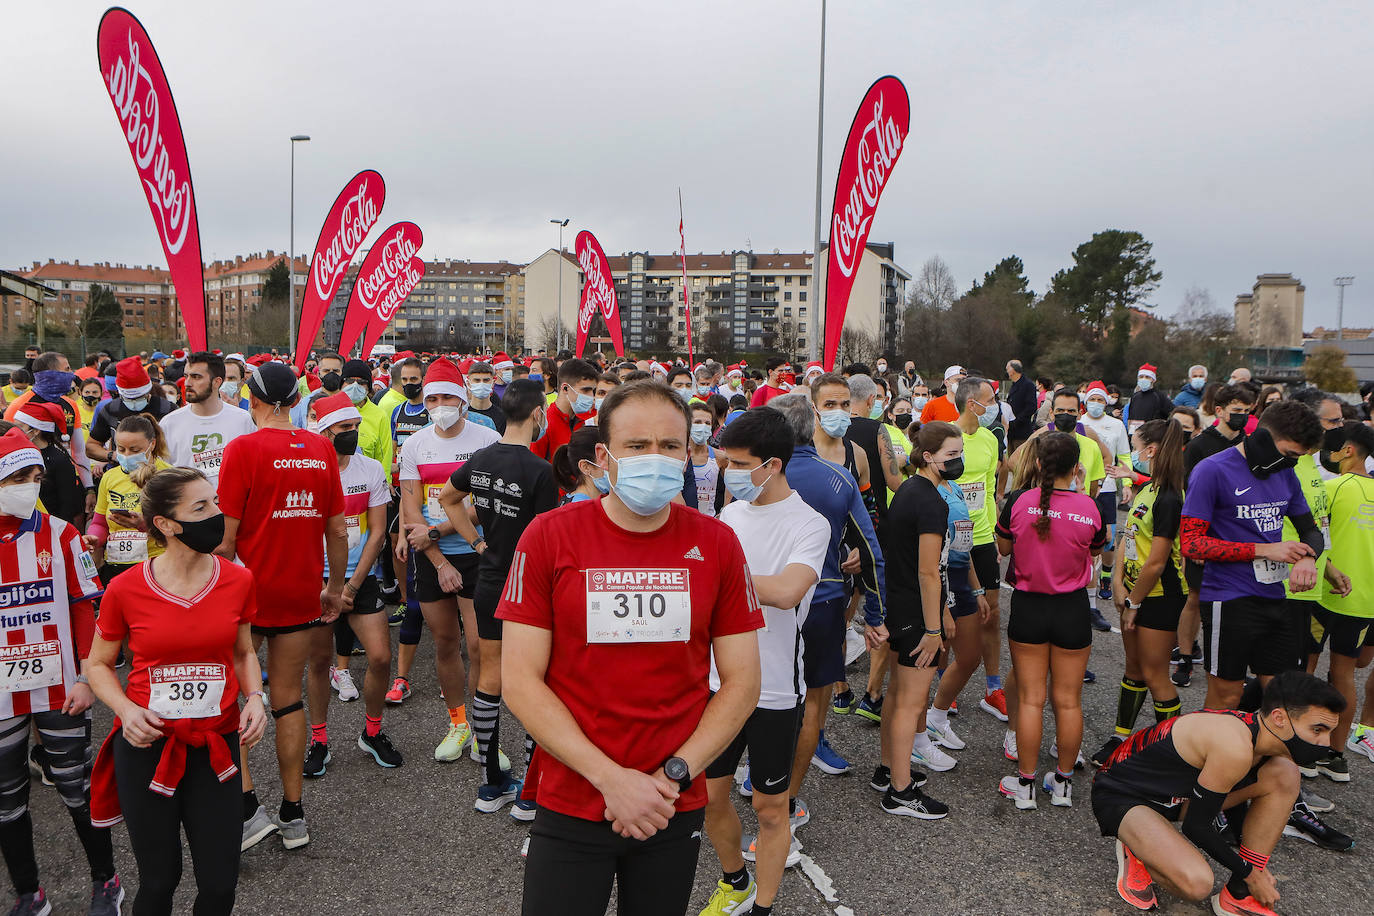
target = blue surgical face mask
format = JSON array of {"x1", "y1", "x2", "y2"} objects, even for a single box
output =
[
  {"x1": 568, "y1": 389, "x2": 594, "y2": 414},
  {"x1": 593, "y1": 396, "x2": 605, "y2": 411},
  {"x1": 343, "y1": 382, "x2": 368, "y2": 404},
  {"x1": 1137, "y1": 377, "x2": 1154, "y2": 392},
  {"x1": 529, "y1": 372, "x2": 543, "y2": 384},
  {"x1": 500, "y1": 370, "x2": 513, "y2": 385},
  {"x1": 674, "y1": 386, "x2": 693, "y2": 403},
  {"x1": 1190, "y1": 376, "x2": 1206, "y2": 391},
  {"x1": 123, "y1": 397, "x2": 149, "y2": 412},
  {"x1": 697, "y1": 384, "x2": 712, "y2": 396},
  {"x1": 607, "y1": 452, "x2": 685, "y2": 516},
  {"x1": 690, "y1": 422, "x2": 712, "y2": 444},
  {"x1": 869, "y1": 400, "x2": 885, "y2": 419},
  {"x1": 1085, "y1": 401, "x2": 1106, "y2": 419},
  {"x1": 468, "y1": 382, "x2": 493, "y2": 400},
  {"x1": 976, "y1": 402, "x2": 997, "y2": 428},
  {"x1": 912, "y1": 396, "x2": 928, "y2": 411},
  {"x1": 116, "y1": 451, "x2": 149, "y2": 473},
  {"x1": 1131, "y1": 450, "x2": 1151, "y2": 474},
  {"x1": 818, "y1": 409, "x2": 850, "y2": 438},
  {"x1": 592, "y1": 471, "x2": 611, "y2": 495},
  {"x1": 724, "y1": 464, "x2": 773, "y2": 504}
]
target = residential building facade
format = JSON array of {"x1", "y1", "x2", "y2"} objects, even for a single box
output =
[{"x1": 1234, "y1": 273, "x2": 1305, "y2": 348}]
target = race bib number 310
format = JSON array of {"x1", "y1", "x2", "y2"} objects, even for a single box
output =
[
  {"x1": 586, "y1": 568, "x2": 692, "y2": 644},
  {"x1": 148, "y1": 663, "x2": 227, "y2": 719}
]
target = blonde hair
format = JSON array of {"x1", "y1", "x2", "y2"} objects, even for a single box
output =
[{"x1": 115, "y1": 413, "x2": 169, "y2": 487}]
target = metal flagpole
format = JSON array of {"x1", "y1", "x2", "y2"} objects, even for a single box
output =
[{"x1": 809, "y1": 0, "x2": 827, "y2": 364}]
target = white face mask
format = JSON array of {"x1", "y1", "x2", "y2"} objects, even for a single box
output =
[
  {"x1": 429, "y1": 404, "x2": 463, "y2": 430},
  {"x1": 220, "y1": 380, "x2": 240, "y2": 400},
  {"x1": 0, "y1": 482, "x2": 41, "y2": 519}
]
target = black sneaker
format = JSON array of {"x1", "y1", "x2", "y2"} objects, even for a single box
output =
[
  {"x1": 1171, "y1": 662, "x2": 1192, "y2": 688},
  {"x1": 303, "y1": 741, "x2": 331, "y2": 779},
  {"x1": 1083, "y1": 670, "x2": 1097, "y2": 685},
  {"x1": 1283, "y1": 801, "x2": 1354, "y2": 851},
  {"x1": 1089, "y1": 606, "x2": 1112, "y2": 632},
  {"x1": 358, "y1": 731, "x2": 403, "y2": 768},
  {"x1": 1091, "y1": 735, "x2": 1124, "y2": 769},
  {"x1": 869, "y1": 764, "x2": 927, "y2": 793},
  {"x1": 388, "y1": 607, "x2": 405, "y2": 627},
  {"x1": 27, "y1": 745, "x2": 53, "y2": 787},
  {"x1": 881, "y1": 783, "x2": 948, "y2": 819},
  {"x1": 1313, "y1": 751, "x2": 1350, "y2": 783},
  {"x1": 1169, "y1": 646, "x2": 1183, "y2": 666}
]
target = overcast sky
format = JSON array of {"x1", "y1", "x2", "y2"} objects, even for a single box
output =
[{"x1": 4, "y1": 1, "x2": 1371, "y2": 331}]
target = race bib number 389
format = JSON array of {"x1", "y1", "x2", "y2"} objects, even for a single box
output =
[
  {"x1": 585, "y1": 568, "x2": 692, "y2": 644},
  {"x1": 148, "y1": 663, "x2": 227, "y2": 718}
]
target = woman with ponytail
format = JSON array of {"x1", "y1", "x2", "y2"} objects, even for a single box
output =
[
  {"x1": 995, "y1": 431, "x2": 1108, "y2": 810},
  {"x1": 552, "y1": 427, "x2": 608, "y2": 504},
  {"x1": 1092, "y1": 419, "x2": 1190, "y2": 767},
  {"x1": 86, "y1": 414, "x2": 172, "y2": 581}
]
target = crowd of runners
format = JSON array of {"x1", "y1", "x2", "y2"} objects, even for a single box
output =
[{"x1": 0, "y1": 342, "x2": 1371, "y2": 915}]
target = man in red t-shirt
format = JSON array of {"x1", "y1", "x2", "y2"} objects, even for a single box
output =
[
  {"x1": 748, "y1": 357, "x2": 790, "y2": 407},
  {"x1": 499, "y1": 380, "x2": 763, "y2": 916},
  {"x1": 530, "y1": 357, "x2": 598, "y2": 463},
  {"x1": 919, "y1": 365, "x2": 965, "y2": 424},
  {"x1": 216, "y1": 363, "x2": 346, "y2": 851}
]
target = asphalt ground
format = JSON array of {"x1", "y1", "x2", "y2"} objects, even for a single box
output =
[{"x1": 28, "y1": 589, "x2": 1373, "y2": 916}]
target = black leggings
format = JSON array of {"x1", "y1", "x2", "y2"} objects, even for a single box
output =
[
  {"x1": 523, "y1": 807, "x2": 704, "y2": 916},
  {"x1": 113, "y1": 732, "x2": 241, "y2": 916}
]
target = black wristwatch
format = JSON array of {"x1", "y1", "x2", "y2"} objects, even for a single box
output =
[
  {"x1": 662, "y1": 756, "x2": 691, "y2": 792},
  {"x1": 427, "y1": 526, "x2": 441, "y2": 542}
]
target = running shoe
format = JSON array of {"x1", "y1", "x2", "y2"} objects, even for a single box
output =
[
  {"x1": 241, "y1": 805, "x2": 278, "y2": 852},
  {"x1": 384, "y1": 676, "x2": 411, "y2": 705},
  {"x1": 844, "y1": 628, "x2": 866, "y2": 666},
  {"x1": 1313, "y1": 751, "x2": 1350, "y2": 782},
  {"x1": 475, "y1": 774, "x2": 523, "y2": 813},
  {"x1": 832, "y1": 689, "x2": 857, "y2": 715},
  {"x1": 469, "y1": 743, "x2": 512, "y2": 771},
  {"x1": 510, "y1": 799, "x2": 537, "y2": 822},
  {"x1": 1171, "y1": 663, "x2": 1192, "y2": 689},
  {"x1": 948, "y1": 698, "x2": 959, "y2": 716},
  {"x1": 1114, "y1": 840, "x2": 1158, "y2": 911},
  {"x1": 1169, "y1": 646, "x2": 1183, "y2": 666},
  {"x1": 1299, "y1": 786, "x2": 1334, "y2": 814},
  {"x1": 997, "y1": 775, "x2": 1037, "y2": 810},
  {"x1": 27, "y1": 746, "x2": 53, "y2": 788},
  {"x1": 1282, "y1": 801, "x2": 1354, "y2": 851},
  {"x1": 1092, "y1": 735, "x2": 1125, "y2": 769},
  {"x1": 387, "y1": 607, "x2": 405, "y2": 626},
  {"x1": 881, "y1": 783, "x2": 949, "y2": 819},
  {"x1": 868, "y1": 765, "x2": 927, "y2": 793},
  {"x1": 855, "y1": 693, "x2": 884, "y2": 723},
  {"x1": 910, "y1": 742, "x2": 957, "y2": 772},
  {"x1": 1190, "y1": 641, "x2": 1203, "y2": 661},
  {"x1": 699, "y1": 879, "x2": 757, "y2": 916},
  {"x1": 6, "y1": 889, "x2": 49, "y2": 916},
  {"x1": 1083, "y1": 670, "x2": 1098, "y2": 685},
  {"x1": 811, "y1": 730, "x2": 851, "y2": 775},
  {"x1": 790, "y1": 797, "x2": 810, "y2": 830},
  {"x1": 114, "y1": 650, "x2": 126, "y2": 669},
  {"x1": 302, "y1": 741, "x2": 330, "y2": 778},
  {"x1": 1003, "y1": 730, "x2": 1018, "y2": 762},
  {"x1": 1347, "y1": 726, "x2": 1374, "y2": 761},
  {"x1": 330, "y1": 667, "x2": 359, "y2": 702},
  {"x1": 980, "y1": 688, "x2": 1009, "y2": 722},
  {"x1": 435, "y1": 723, "x2": 472, "y2": 762},
  {"x1": 273, "y1": 813, "x2": 310, "y2": 850},
  {"x1": 89, "y1": 876, "x2": 124, "y2": 916},
  {"x1": 1210, "y1": 886, "x2": 1279, "y2": 916},
  {"x1": 1097, "y1": 579, "x2": 1112, "y2": 602},
  {"x1": 926, "y1": 716, "x2": 965, "y2": 751},
  {"x1": 741, "y1": 834, "x2": 803, "y2": 866},
  {"x1": 739, "y1": 772, "x2": 753, "y2": 797},
  {"x1": 1050, "y1": 742, "x2": 1086, "y2": 771},
  {"x1": 379, "y1": 582, "x2": 400, "y2": 605},
  {"x1": 358, "y1": 731, "x2": 403, "y2": 768},
  {"x1": 1090, "y1": 606, "x2": 1113, "y2": 632},
  {"x1": 1042, "y1": 771, "x2": 1072, "y2": 807}
]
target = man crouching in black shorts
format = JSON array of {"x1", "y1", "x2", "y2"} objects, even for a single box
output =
[{"x1": 1091, "y1": 670, "x2": 1344, "y2": 916}]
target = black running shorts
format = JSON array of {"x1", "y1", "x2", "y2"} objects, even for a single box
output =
[
  {"x1": 1134, "y1": 593, "x2": 1184, "y2": 633},
  {"x1": 344, "y1": 574, "x2": 383, "y2": 616},
  {"x1": 801, "y1": 596, "x2": 847, "y2": 688},
  {"x1": 1008, "y1": 589, "x2": 1092, "y2": 650},
  {"x1": 414, "y1": 550, "x2": 479, "y2": 602},
  {"x1": 1090, "y1": 785, "x2": 1179, "y2": 838},
  {"x1": 703, "y1": 703, "x2": 803, "y2": 795},
  {"x1": 1309, "y1": 606, "x2": 1371, "y2": 660},
  {"x1": 1201, "y1": 595, "x2": 1300, "y2": 681},
  {"x1": 970, "y1": 542, "x2": 1002, "y2": 593},
  {"x1": 473, "y1": 581, "x2": 504, "y2": 641}
]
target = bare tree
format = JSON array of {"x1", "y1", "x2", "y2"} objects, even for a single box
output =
[
  {"x1": 836, "y1": 326, "x2": 879, "y2": 368},
  {"x1": 910, "y1": 255, "x2": 958, "y2": 310},
  {"x1": 776, "y1": 316, "x2": 802, "y2": 360},
  {"x1": 533, "y1": 315, "x2": 568, "y2": 354}
]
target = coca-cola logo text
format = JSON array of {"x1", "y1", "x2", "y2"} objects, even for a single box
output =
[
  {"x1": 831, "y1": 92, "x2": 904, "y2": 280},
  {"x1": 313, "y1": 179, "x2": 380, "y2": 299},
  {"x1": 577, "y1": 245, "x2": 615, "y2": 333},
  {"x1": 377, "y1": 257, "x2": 425, "y2": 322},
  {"x1": 104, "y1": 31, "x2": 192, "y2": 255},
  {"x1": 357, "y1": 225, "x2": 420, "y2": 310}
]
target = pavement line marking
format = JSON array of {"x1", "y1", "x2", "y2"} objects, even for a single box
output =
[{"x1": 797, "y1": 851, "x2": 853, "y2": 915}]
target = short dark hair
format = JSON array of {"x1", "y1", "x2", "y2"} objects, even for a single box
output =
[
  {"x1": 764, "y1": 356, "x2": 787, "y2": 373},
  {"x1": 596, "y1": 380, "x2": 691, "y2": 445},
  {"x1": 186, "y1": 351, "x2": 226, "y2": 382},
  {"x1": 842, "y1": 363, "x2": 870, "y2": 377},
  {"x1": 809, "y1": 372, "x2": 849, "y2": 401},
  {"x1": 1261, "y1": 670, "x2": 1346, "y2": 717},
  {"x1": 1036, "y1": 376, "x2": 1053, "y2": 390},
  {"x1": 716, "y1": 406, "x2": 794, "y2": 467},
  {"x1": 1338, "y1": 419, "x2": 1374, "y2": 458},
  {"x1": 317, "y1": 351, "x2": 343, "y2": 366},
  {"x1": 500, "y1": 378, "x2": 546, "y2": 423},
  {"x1": 556, "y1": 357, "x2": 598, "y2": 388},
  {"x1": 621, "y1": 370, "x2": 651, "y2": 383},
  {"x1": 666, "y1": 367, "x2": 693, "y2": 386},
  {"x1": 1052, "y1": 389, "x2": 1081, "y2": 409},
  {"x1": 1258, "y1": 399, "x2": 1322, "y2": 449},
  {"x1": 1213, "y1": 383, "x2": 1256, "y2": 408},
  {"x1": 32, "y1": 352, "x2": 66, "y2": 373},
  {"x1": 468, "y1": 361, "x2": 494, "y2": 376},
  {"x1": 9, "y1": 368, "x2": 32, "y2": 386}
]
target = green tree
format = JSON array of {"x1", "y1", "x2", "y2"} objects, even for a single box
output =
[
  {"x1": 252, "y1": 259, "x2": 292, "y2": 349},
  {"x1": 77, "y1": 283, "x2": 124, "y2": 356},
  {"x1": 968, "y1": 255, "x2": 1034, "y2": 305},
  {"x1": 1304, "y1": 346, "x2": 1358, "y2": 392},
  {"x1": 1049, "y1": 230, "x2": 1162, "y2": 382}
]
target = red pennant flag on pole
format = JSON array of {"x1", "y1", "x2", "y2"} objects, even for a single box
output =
[
  {"x1": 574, "y1": 231, "x2": 623, "y2": 359},
  {"x1": 679, "y1": 190, "x2": 694, "y2": 367},
  {"x1": 97, "y1": 8, "x2": 208, "y2": 350},
  {"x1": 358, "y1": 255, "x2": 426, "y2": 360},
  {"x1": 294, "y1": 170, "x2": 385, "y2": 371},
  {"x1": 823, "y1": 76, "x2": 909, "y2": 371},
  {"x1": 337, "y1": 221, "x2": 423, "y2": 357}
]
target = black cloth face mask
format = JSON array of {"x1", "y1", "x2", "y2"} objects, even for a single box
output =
[
  {"x1": 1245, "y1": 427, "x2": 1297, "y2": 478},
  {"x1": 171, "y1": 513, "x2": 225, "y2": 554}
]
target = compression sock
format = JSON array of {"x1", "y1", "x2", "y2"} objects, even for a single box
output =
[
  {"x1": 1153, "y1": 698, "x2": 1182, "y2": 722},
  {"x1": 524, "y1": 732, "x2": 536, "y2": 768},
  {"x1": 753, "y1": 906, "x2": 772, "y2": 916},
  {"x1": 365, "y1": 715, "x2": 382, "y2": 738},
  {"x1": 243, "y1": 789, "x2": 261, "y2": 820},
  {"x1": 724, "y1": 866, "x2": 750, "y2": 891},
  {"x1": 279, "y1": 799, "x2": 304, "y2": 823},
  {"x1": 1115, "y1": 678, "x2": 1148, "y2": 735},
  {"x1": 472, "y1": 690, "x2": 502, "y2": 785},
  {"x1": 310, "y1": 722, "x2": 327, "y2": 745},
  {"x1": 789, "y1": 798, "x2": 797, "y2": 817},
  {"x1": 1100, "y1": 565, "x2": 1112, "y2": 585},
  {"x1": 1225, "y1": 871, "x2": 1250, "y2": 899},
  {"x1": 448, "y1": 705, "x2": 467, "y2": 728},
  {"x1": 986, "y1": 675, "x2": 1002, "y2": 692}
]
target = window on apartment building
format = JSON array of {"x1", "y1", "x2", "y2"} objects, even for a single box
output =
[
  {"x1": 799, "y1": 276, "x2": 807, "y2": 286},
  {"x1": 799, "y1": 292, "x2": 807, "y2": 302},
  {"x1": 799, "y1": 323, "x2": 807, "y2": 332},
  {"x1": 784, "y1": 292, "x2": 792, "y2": 302}
]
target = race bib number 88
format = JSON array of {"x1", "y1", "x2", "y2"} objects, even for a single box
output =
[{"x1": 586, "y1": 568, "x2": 692, "y2": 644}]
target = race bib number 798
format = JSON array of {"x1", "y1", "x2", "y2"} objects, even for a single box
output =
[{"x1": 585, "y1": 568, "x2": 692, "y2": 644}]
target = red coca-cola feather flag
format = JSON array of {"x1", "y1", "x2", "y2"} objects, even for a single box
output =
[
  {"x1": 358, "y1": 255, "x2": 426, "y2": 360},
  {"x1": 293, "y1": 170, "x2": 385, "y2": 370},
  {"x1": 337, "y1": 221, "x2": 423, "y2": 357},
  {"x1": 823, "y1": 76, "x2": 909, "y2": 371},
  {"x1": 97, "y1": 7, "x2": 208, "y2": 350},
  {"x1": 574, "y1": 231, "x2": 623, "y2": 358}
]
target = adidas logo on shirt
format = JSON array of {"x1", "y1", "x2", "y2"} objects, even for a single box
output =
[{"x1": 683, "y1": 546, "x2": 704, "y2": 561}]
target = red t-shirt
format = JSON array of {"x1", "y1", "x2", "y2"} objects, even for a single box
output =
[
  {"x1": 217, "y1": 427, "x2": 344, "y2": 627},
  {"x1": 496, "y1": 499, "x2": 762, "y2": 821},
  {"x1": 530, "y1": 402, "x2": 585, "y2": 463},
  {"x1": 749, "y1": 384, "x2": 788, "y2": 407},
  {"x1": 96, "y1": 556, "x2": 256, "y2": 717},
  {"x1": 920, "y1": 395, "x2": 961, "y2": 424}
]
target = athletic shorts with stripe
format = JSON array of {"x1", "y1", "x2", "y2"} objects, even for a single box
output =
[{"x1": 1201, "y1": 595, "x2": 1300, "y2": 682}]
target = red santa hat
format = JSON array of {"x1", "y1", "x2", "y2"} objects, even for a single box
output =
[
  {"x1": 314, "y1": 391, "x2": 361, "y2": 432},
  {"x1": 726, "y1": 364, "x2": 743, "y2": 379},
  {"x1": 492, "y1": 353, "x2": 513, "y2": 372},
  {"x1": 115, "y1": 356, "x2": 151, "y2": 399},
  {"x1": 1137, "y1": 363, "x2": 1158, "y2": 381},
  {"x1": 459, "y1": 357, "x2": 474, "y2": 374},
  {"x1": 650, "y1": 362, "x2": 668, "y2": 378},
  {"x1": 423, "y1": 359, "x2": 467, "y2": 403},
  {"x1": 0, "y1": 428, "x2": 43, "y2": 481},
  {"x1": 15, "y1": 401, "x2": 67, "y2": 437},
  {"x1": 172, "y1": 349, "x2": 186, "y2": 360},
  {"x1": 803, "y1": 361, "x2": 824, "y2": 380},
  {"x1": 1085, "y1": 380, "x2": 1109, "y2": 401}
]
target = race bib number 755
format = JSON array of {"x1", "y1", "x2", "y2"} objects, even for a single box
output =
[{"x1": 585, "y1": 568, "x2": 692, "y2": 644}]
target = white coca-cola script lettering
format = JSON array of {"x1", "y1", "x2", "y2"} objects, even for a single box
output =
[
  {"x1": 104, "y1": 31, "x2": 192, "y2": 255},
  {"x1": 577, "y1": 246, "x2": 615, "y2": 333},
  {"x1": 313, "y1": 180, "x2": 380, "y2": 300},
  {"x1": 831, "y1": 93, "x2": 904, "y2": 280},
  {"x1": 357, "y1": 225, "x2": 420, "y2": 311},
  {"x1": 377, "y1": 258, "x2": 425, "y2": 322}
]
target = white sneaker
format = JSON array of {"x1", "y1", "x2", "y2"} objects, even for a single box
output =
[
  {"x1": 469, "y1": 743, "x2": 512, "y2": 771},
  {"x1": 1348, "y1": 728, "x2": 1374, "y2": 762},
  {"x1": 998, "y1": 774, "x2": 1037, "y2": 810},
  {"x1": 911, "y1": 741, "x2": 957, "y2": 772},
  {"x1": 741, "y1": 832, "x2": 803, "y2": 867},
  {"x1": 435, "y1": 723, "x2": 472, "y2": 762},
  {"x1": 1003, "y1": 730, "x2": 1018, "y2": 762},
  {"x1": 844, "y1": 629, "x2": 866, "y2": 666},
  {"x1": 1042, "y1": 771, "x2": 1073, "y2": 807},
  {"x1": 329, "y1": 667, "x2": 359, "y2": 702},
  {"x1": 1050, "y1": 742, "x2": 1086, "y2": 771},
  {"x1": 926, "y1": 713, "x2": 966, "y2": 751}
]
